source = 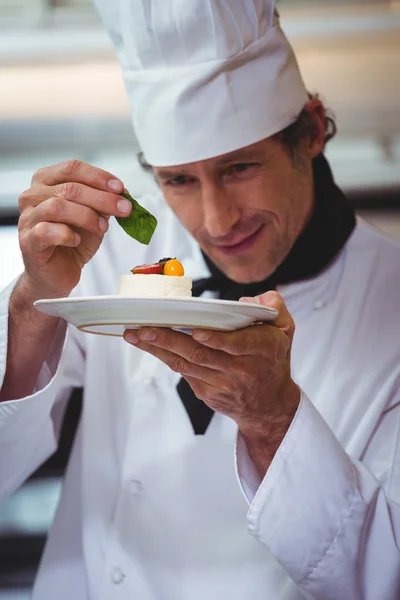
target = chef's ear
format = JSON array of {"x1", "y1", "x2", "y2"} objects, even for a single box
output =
[{"x1": 302, "y1": 99, "x2": 327, "y2": 159}]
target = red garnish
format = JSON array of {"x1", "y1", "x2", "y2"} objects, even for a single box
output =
[
  {"x1": 131, "y1": 263, "x2": 163, "y2": 275},
  {"x1": 131, "y1": 257, "x2": 179, "y2": 275}
]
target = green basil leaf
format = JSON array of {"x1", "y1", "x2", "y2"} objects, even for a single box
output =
[{"x1": 116, "y1": 192, "x2": 158, "y2": 245}]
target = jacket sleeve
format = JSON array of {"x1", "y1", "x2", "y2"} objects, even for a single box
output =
[
  {"x1": 0, "y1": 278, "x2": 85, "y2": 500},
  {"x1": 236, "y1": 391, "x2": 400, "y2": 600}
]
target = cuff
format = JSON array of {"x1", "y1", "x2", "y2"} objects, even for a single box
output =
[
  {"x1": 0, "y1": 274, "x2": 68, "y2": 397},
  {"x1": 235, "y1": 430, "x2": 262, "y2": 503},
  {"x1": 235, "y1": 392, "x2": 304, "y2": 505},
  {"x1": 33, "y1": 318, "x2": 68, "y2": 393},
  {"x1": 0, "y1": 276, "x2": 20, "y2": 387},
  {"x1": 236, "y1": 392, "x2": 358, "y2": 583},
  {"x1": 0, "y1": 331, "x2": 70, "y2": 497},
  {"x1": 0, "y1": 273, "x2": 69, "y2": 438},
  {"x1": 0, "y1": 326, "x2": 69, "y2": 441}
]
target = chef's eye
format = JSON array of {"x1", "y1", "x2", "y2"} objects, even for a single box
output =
[
  {"x1": 225, "y1": 163, "x2": 258, "y2": 176},
  {"x1": 167, "y1": 175, "x2": 194, "y2": 186}
]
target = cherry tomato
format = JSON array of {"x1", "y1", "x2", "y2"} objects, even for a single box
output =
[{"x1": 163, "y1": 259, "x2": 184, "y2": 276}]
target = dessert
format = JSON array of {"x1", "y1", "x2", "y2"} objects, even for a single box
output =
[{"x1": 118, "y1": 258, "x2": 192, "y2": 297}]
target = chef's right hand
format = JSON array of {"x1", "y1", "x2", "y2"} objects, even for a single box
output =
[{"x1": 17, "y1": 160, "x2": 132, "y2": 299}]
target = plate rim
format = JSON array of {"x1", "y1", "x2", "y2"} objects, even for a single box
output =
[{"x1": 34, "y1": 294, "x2": 278, "y2": 317}]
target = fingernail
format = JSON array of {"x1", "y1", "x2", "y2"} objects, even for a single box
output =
[
  {"x1": 125, "y1": 332, "x2": 138, "y2": 344},
  {"x1": 239, "y1": 296, "x2": 260, "y2": 304},
  {"x1": 139, "y1": 328, "x2": 156, "y2": 341},
  {"x1": 98, "y1": 216, "x2": 108, "y2": 231},
  {"x1": 193, "y1": 330, "x2": 210, "y2": 341},
  {"x1": 108, "y1": 178, "x2": 124, "y2": 192},
  {"x1": 74, "y1": 232, "x2": 81, "y2": 245},
  {"x1": 117, "y1": 199, "x2": 132, "y2": 214}
]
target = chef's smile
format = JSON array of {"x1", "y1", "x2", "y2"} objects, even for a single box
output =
[{"x1": 211, "y1": 224, "x2": 266, "y2": 256}]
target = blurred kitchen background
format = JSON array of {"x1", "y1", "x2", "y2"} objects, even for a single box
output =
[{"x1": 0, "y1": 0, "x2": 399, "y2": 597}]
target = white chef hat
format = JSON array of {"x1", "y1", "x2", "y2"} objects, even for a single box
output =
[{"x1": 94, "y1": 0, "x2": 308, "y2": 166}]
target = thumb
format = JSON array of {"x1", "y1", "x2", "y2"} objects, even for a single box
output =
[{"x1": 240, "y1": 291, "x2": 295, "y2": 340}]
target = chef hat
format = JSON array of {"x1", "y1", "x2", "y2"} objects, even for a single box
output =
[{"x1": 94, "y1": 0, "x2": 308, "y2": 166}]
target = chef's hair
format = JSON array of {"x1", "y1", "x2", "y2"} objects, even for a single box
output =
[
  {"x1": 275, "y1": 93, "x2": 337, "y2": 163},
  {"x1": 137, "y1": 93, "x2": 336, "y2": 172}
]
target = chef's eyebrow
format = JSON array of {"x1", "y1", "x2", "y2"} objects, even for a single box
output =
[
  {"x1": 154, "y1": 148, "x2": 263, "y2": 181},
  {"x1": 155, "y1": 170, "x2": 191, "y2": 181}
]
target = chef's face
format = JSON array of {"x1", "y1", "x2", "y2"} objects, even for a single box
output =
[{"x1": 153, "y1": 101, "x2": 326, "y2": 283}]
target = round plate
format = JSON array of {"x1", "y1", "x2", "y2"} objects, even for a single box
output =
[{"x1": 34, "y1": 296, "x2": 278, "y2": 337}]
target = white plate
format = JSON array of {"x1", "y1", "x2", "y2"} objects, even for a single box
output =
[{"x1": 34, "y1": 296, "x2": 278, "y2": 337}]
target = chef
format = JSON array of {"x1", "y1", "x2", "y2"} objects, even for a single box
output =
[{"x1": 0, "y1": 1, "x2": 399, "y2": 599}]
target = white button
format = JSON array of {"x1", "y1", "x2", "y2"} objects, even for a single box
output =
[
  {"x1": 129, "y1": 479, "x2": 143, "y2": 496},
  {"x1": 111, "y1": 568, "x2": 125, "y2": 584},
  {"x1": 314, "y1": 298, "x2": 326, "y2": 310}
]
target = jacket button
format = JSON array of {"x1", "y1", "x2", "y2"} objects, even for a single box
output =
[
  {"x1": 314, "y1": 298, "x2": 326, "y2": 310},
  {"x1": 111, "y1": 567, "x2": 125, "y2": 584},
  {"x1": 129, "y1": 479, "x2": 143, "y2": 496}
]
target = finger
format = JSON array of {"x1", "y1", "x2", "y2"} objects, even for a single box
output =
[
  {"x1": 126, "y1": 327, "x2": 233, "y2": 372},
  {"x1": 192, "y1": 324, "x2": 284, "y2": 357},
  {"x1": 18, "y1": 205, "x2": 35, "y2": 234},
  {"x1": 26, "y1": 197, "x2": 109, "y2": 238},
  {"x1": 26, "y1": 222, "x2": 81, "y2": 252},
  {"x1": 123, "y1": 334, "x2": 232, "y2": 387},
  {"x1": 19, "y1": 182, "x2": 132, "y2": 219},
  {"x1": 31, "y1": 159, "x2": 124, "y2": 194},
  {"x1": 240, "y1": 290, "x2": 295, "y2": 338},
  {"x1": 53, "y1": 182, "x2": 132, "y2": 217}
]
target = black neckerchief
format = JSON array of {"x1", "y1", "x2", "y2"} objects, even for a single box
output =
[{"x1": 178, "y1": 153, "x2": 356, "y2": 434}]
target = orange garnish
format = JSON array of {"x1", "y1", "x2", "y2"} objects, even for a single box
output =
[{"x1": 163, "y1": 259, "x2": 184, "y2": 276}]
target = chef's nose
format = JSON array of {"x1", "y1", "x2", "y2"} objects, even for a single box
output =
[{"x1": 202, "y1": 182, "x2": 241, "y2": 238}]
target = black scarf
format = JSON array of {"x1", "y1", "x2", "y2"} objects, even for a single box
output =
[{"x1": 178, "y1": 154, "x2": 356, "y2": 434}]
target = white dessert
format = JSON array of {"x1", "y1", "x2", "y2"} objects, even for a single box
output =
[{"x1": 118, "y1": 274, "x2": 192, "y2": 297}]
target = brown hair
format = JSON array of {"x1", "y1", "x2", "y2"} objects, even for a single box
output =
[{"x1": 274, "y1": 94, "x2": 337, "y2": 158}]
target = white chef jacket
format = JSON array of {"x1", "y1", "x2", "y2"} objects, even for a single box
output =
[{"x1": 0, "y1": 192, "x2": 399, "y2": 600}]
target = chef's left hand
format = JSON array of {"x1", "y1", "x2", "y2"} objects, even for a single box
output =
[{"x1": 124, "y1": 291, "x2": 300, "y2": 475}]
